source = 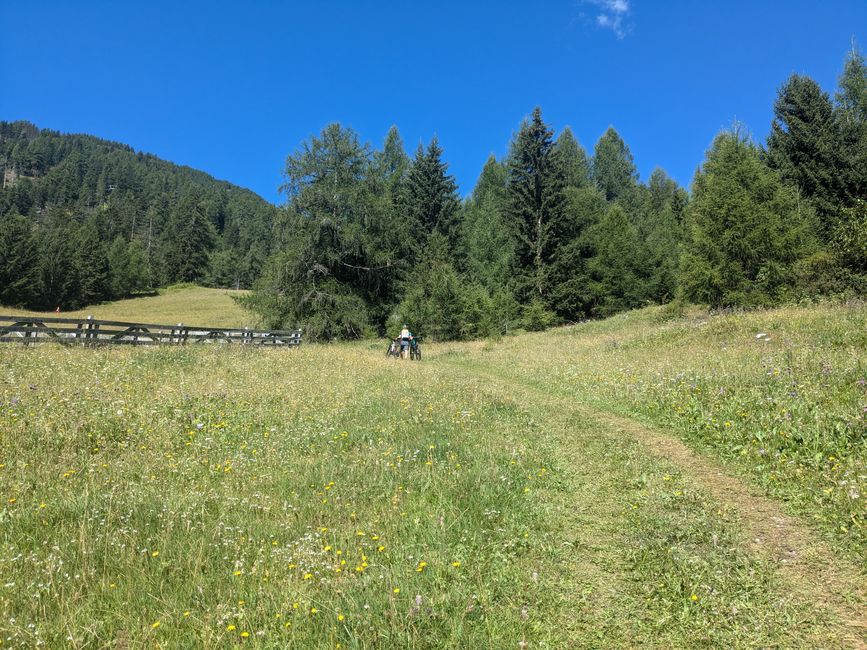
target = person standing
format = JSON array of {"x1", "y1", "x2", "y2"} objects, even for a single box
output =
[{"x1": 399, "y1": 324, "x2": 412, "y2": 359}]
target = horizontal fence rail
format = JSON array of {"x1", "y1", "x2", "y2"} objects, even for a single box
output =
[{"x1": 0, "y1": 315, "x2": 301, "y2": 347}]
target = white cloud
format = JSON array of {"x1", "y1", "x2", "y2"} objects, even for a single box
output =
[{"x1": 586, "y1": 0, "x2": 632, "y2": 38}]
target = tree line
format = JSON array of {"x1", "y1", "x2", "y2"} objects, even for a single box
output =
[
  {"x1": 1, "y1": 46, "x2": 864, "y2": 334},
  {"x1": 0, "y1": 122, "x2": 277, "y2": 310},
  {"x1": 242, "y1": 47, "x2": 865, "y2": 340}
]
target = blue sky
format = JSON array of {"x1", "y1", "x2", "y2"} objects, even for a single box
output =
[{"x1": 1, "y1": 1, "x2": 864, "y2": 204}]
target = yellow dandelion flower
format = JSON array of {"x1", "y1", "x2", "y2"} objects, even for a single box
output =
[
  {"x1": 233, "y1": 570, "x2": 242, "y2": 576},
  {"x1": 303, "y1": 573, "x2": 313, "y2": 580},
  {"x1": 151, "y1": 550, "x2": 160, "y2": 558},
  {"x1": 183, "y1": 611, "x2": 191, "y2": 617},
  {"x1": 452, "y1": 561, "x2": 461, "y2": 567},
  {"x1": 310, "y1": 607, "x2": 318, "y2": 615},
  {"x1": 227, "y1": 624, "x2": 236, "y2": 631},
  {"x1": 337, "y1": 614, "x2": 345, "y2": 621},
  {"x1": 241, "y1": 631, "x2": 249, "y2": 638},
  {"x1": 691, "y1": 594, "x2": 698, "y2": 601},
  {"x1": 393, "y1": 587, "x2": 400, "y2": 594},
  {"x1": 378, "y1": 545, "x2": 385, "y2": 552}
]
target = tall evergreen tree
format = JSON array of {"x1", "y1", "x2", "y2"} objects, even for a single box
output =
[
  {"x1": 76, "y1": 217, "x2": 111, "y2": 304},
  {"x1": 766, "y1": 74, "x2": 843, "y2": 237},
  {"x1": 163, "y1": 194, "x2": 217, "y2": 283},
  {"x1": 461, "y1": 156, "x2": 515, "y2": 289},
  {"x1": 244, "y1": 124, "x2": 382, "y2": 339},
  {"x1": 505, "y1": 107, "x2": 567, "y2": 306},
  {"x1": 835, "y1": 45, "x2": 867, "y2": 211},
  {"x1": 591, "y1": 127, "x2": 639, "y2": 203},
  {"x1": 403, "y1": 137, "x2": 460, "y2": 250},
  {"x1": 375, "y1": 125, "x2": 410, "y2": 185},
  {"x1": 548, "y1": 184, "x2": 609, "y2": 319},
  {"x1": 0, "y1": 214, "x2": 41, "y2": 307},
  {"x1": 681, "y1": 128, "x2": 814, "y2": 307},
  {"x1": 39, "y1": 211, "x2": 82, "y2": 310},
  {"x1": 641, "y1": 168, "x2": 686, "y2": 302},
  {"x1": 556, "y1": 127, "x2": 591, "y2": 189}
]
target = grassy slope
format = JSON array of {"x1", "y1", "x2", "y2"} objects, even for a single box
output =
[
  {"x1": 0, "y1": 285, "x2": 254, "y2": 328},
  {"x1": 0, "y1": 301, "x2": 864, "y2": 647},
  {"x1": 456, "y1": 302, "x2": 866, "y2": 557}
]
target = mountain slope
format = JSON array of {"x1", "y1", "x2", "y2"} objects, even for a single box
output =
[{"x1": 0, "y1": 121, "x2": 278, "y2": 309}]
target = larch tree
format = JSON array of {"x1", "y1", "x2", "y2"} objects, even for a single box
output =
[
  {"x1": 591, "y1": 127, "x2": 639, "y2": 203},
  {"x1": 680, "y1": 128, "x2": 815, "y2": 307}
]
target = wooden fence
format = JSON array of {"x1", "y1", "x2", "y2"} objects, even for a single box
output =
[{"x1": 0, "y1": 315, "x2": 302, "y2": 347}]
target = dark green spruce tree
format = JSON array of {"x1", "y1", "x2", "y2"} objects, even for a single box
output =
[
  {"x1": 766, "y1": 74, "x2": 843, "y2": 239},
  {"x1": 0, "y1": 214, "x2": 41, "y2": 307},
  {"x1": 403, "y1": 137, "x2": 460, "y2": 254},
  {"x1": 505, "y1": 107, "x2": 567, "y2": 318},
  {"x1": 75, "y1": 216, "x2": 111, "y2": 305},
  {"x1": 163, "y1": 194, "x2": 217, "y2": 283}
]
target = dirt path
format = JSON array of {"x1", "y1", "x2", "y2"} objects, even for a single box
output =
[
  {"x1": 597, "y1": 407, "x2": 867, "y2": 647},
  {"x1": 456, "y1": 362, "x2": 867, "y2": 647}
]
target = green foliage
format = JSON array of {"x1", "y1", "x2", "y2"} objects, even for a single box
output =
[
  {"x1": 396, "y1": 233, "x2": 466, "y2": 340},
  {"x1": 587, "y1": 205, "x2": 649, "y2": 317},
  {"x1": 641, "y1": 169, "x2": 687, "y2": 302},
  {"x1": 0, "y1": 214, "x2": 41, "y2": 307},
  {"x1": 521, "y1": 297, "x2": 557, "y2": 331},
  {"x1": 555, "y1": 127, "x2": 591, "y2": 189},
  {"x1": 835, "y1": 46, "x2": 867, "y2": 206},
  {"x1": 162, "y1": 195, "x2": 217, "y2": 284},
  {"x1": 38, "y1": 210, "x2": 82, "y2": 310},
  {"x1": 505, "y1": 107, "x2": 567, "y2": 306},
  {"x1": 766, "y1": 74, "x2": 844, "y2": 236},
  {"x1": 402, "y1": 137, "x2": 461, "y2": 253},
  {"x1": 0, "y1": 120, "x2": 277, "y2": 308},
  {"x1": 76, "y1": 218, "x2": 111, "y2": 305},
  {"x1": 460, "y1": 156, "x2": 515, "y2": 288},
  {"x1": 246, "y1": 124, "x2": 395, "y2": 340},
  {"x1": 592, "y1": 127, "x2": 639, "y2": 203},
  {"x1": 108, "y1": 236, "x2": 149, "y2": 299},
  {"x1": 548, "y1": 185, "x2": 608, "y2": 320},
  {"x1": 680, "y1": 129, "x2": 815, "y2": 308},
  {"x1": 831, "y1": 199, "x2": 867, "y2": 273}
]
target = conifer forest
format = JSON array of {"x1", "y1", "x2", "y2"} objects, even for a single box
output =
[{"x1": 1, "y1": 47, "x2": 864, "y2": 340}]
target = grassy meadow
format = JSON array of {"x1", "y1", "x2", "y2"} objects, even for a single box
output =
[
  {"x1": 0, "y1": 298, "x2": 864, "y2": 647},
  {"x1": 0, "y1": 285, "x2": 253, "y2": 328}
]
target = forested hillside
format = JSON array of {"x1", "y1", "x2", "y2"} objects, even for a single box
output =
[
  {"x1": 0, "y1": 122, "x2": 277, "y2": 310},
  {"x1": 244, "y1": 46, "x2": 866, "y2": 340},
  {"x1": 2, "y1": 46, "x2": 864, "y2": 334}
]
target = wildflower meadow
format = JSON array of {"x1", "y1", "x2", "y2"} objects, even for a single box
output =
[{"x1": 0, "y1": 299, "x2": 864, "y2": 647}]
